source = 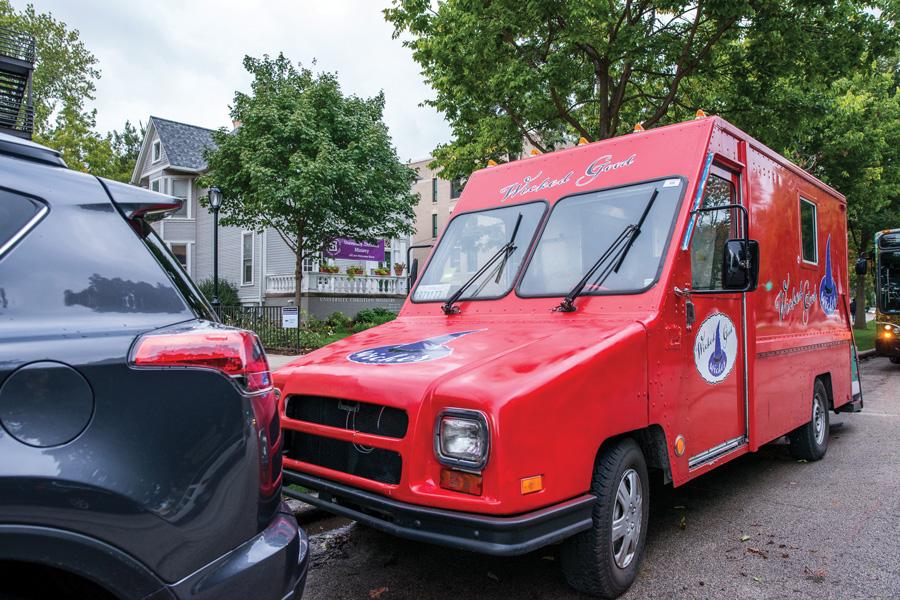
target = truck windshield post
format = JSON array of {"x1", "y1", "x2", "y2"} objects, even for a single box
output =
[
  {"x1": 555, "y1": 189, "x2": 659, "y2": 313},
  {"x1": 441, "y1": 212, "x2": 523, "y2": 315}
]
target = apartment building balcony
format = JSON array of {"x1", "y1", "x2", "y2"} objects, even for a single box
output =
[
  {"x1": 266, "y1": 272, "x2": 408, "y2": 297},
  {"x1": 0, "y1": 27, "x2": 35, "y2": 139}
]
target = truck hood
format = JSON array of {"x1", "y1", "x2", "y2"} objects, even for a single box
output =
[{"x1": 273, "y1": 315, "x2": 644, "y2": 407}]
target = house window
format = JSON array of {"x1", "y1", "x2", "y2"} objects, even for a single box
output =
[
  {"x1": 432, "y1": 178, "x2": 438, "y2": 203},
  {"x1": 241, "y1": 232, "x2": 254, "y2": 285},
  {"x1": 450, "y1": 178, "x2": 465, "y2": 199},
  {"x1": 432, "y1": 213, "x2": 438, "y2": 238},
  {"x1": 152, "y1": 140, "x2": 161, "y2": 162},
  {"x1": 800, "y1": 198, "x2": 818, "y2": 264},
  {"x1": 303, "y1": 253, "x2": 320, "y2": 273},
  {"x1": 169, "y1": 179, "x2": 190, "y2": 218},
  {"x1": 169, "y1": 242, "x2": 190, "y2": 275},
  {"x1": 150, "y1": 179, "x2": 160, "y2": 193}
]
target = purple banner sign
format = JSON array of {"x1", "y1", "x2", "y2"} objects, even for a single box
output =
[{"x1": 324, "y1": 238, "x2": 385, "y2": 261}]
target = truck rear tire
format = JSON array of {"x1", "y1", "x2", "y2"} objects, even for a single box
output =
[
  {"x1": 889, "y1": 356, "x2": 900, "y2": 364},
  {"x1": 788, "y1": 379, "x2": 830, "y2": 461},
  {"x1": 560, "y1": 438, "x2": 649, "y2": 598}
]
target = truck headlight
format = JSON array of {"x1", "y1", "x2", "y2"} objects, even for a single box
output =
[{"x1": 434, "y1": 409, "x2": 489, "y2": 470}]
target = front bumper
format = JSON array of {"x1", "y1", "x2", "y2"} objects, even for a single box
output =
[
  {"x1": 284, "y1": 470, "x2": 595, "y2": 556},
  {"x1": 875, "y1": 335, "x2": 900, "y2": 358},
  {"x1": 166, "y1": 503, "x2": 309, "y2": 600}
]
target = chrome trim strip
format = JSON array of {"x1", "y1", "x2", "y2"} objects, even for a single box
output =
[
  {"x1": 688, "y1": 436, "x2": 745, "y2": 469},
  {"x1": 742, "y1": 291, "x2": 749, "y2": 443},
  {"x1": 0, "y1": 202, "x2": 48, "y2": 258}
]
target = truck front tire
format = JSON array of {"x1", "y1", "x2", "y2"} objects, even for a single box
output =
[
  {"x1": 561, "y1": 438, "x2": 649, "y2": 598},
  {"x1": 788, "y1": 379, "x2": 830, "y2": 461}
]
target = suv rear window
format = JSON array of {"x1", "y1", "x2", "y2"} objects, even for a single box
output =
[{"x1": 0, "y1": 190, "x2": 45, "y2": 256}]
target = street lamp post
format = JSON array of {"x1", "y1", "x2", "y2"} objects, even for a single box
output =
[{"x1": 208, "y1": 187, "x2": 223, "y2": 311}]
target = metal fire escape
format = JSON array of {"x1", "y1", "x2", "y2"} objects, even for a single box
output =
[{"x1": 0, "y1": 27, "x2": 35, "y2": 139}]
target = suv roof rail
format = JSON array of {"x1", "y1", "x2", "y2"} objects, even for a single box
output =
[{"x1": 0, "y1": 130, "x2": 66, "y2": 166}]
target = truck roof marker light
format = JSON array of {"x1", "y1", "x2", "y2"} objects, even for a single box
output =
[
  {"x1": 487, "y1": 159, "x2": 498, "y2": 167},
  {"x1": 633, "y1": 122, "x2": 645, "y2": 132},
  {"x1": 520, "y1": 475, "x2": 543, "y2": 495},
  {"x1": 674, "y1": 435, "x2": 686, "y2": 457},
  {"x1": 695, "y1": 109, "x2": 708, "y2": 118},
  {"x1": 578, "y1": 137, "x2": 589, "y2": 146},
  {"x1": 530, "y1": 148, "x2": 541, "y2": 156}
]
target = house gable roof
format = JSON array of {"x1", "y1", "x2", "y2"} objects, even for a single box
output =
[{"x1": 150, "y1": 116, "x2": 217, "y2": 172}]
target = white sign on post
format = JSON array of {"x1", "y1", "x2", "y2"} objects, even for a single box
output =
[{"x1": 282, "y1": 307, "x2": 299, "y2": 329}]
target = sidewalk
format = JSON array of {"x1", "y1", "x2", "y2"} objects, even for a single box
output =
[{"x1": 268, "y1": 354, "x2": 302, "y2": 370}]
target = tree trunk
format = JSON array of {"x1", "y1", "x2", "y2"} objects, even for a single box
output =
[
  {"x1": 853, "y1": 268, "x2": 868, "y2": 330},
  {"x1": 294, "y1": 252, "x2": 304, "y2": 310}
]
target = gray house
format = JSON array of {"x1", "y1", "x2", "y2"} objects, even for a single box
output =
[{"x1": 131, "y1": 116, "x2": 409, "y2": 317}]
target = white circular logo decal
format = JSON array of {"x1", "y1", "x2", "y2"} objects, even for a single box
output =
[{"x1": 693, "y1": 312, "x2": 738, "y2": 384}]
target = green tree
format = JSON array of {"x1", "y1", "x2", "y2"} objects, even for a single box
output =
[
  {"x1": 200, "y1": 54, "x2": 418, "y2": 306},
  {"x1": 385, "y1": 0, "x2": 894, "y2": 180},
  {"x1": 0, "y1": 0, "x2": 99, "y2": 136}
]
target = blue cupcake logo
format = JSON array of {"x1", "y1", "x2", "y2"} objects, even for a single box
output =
[
  {"x1": 348, "y1": 330, "x2": 484, "y2": 364},
  {"x1": 708, "y1": 322, "x2": 728, "y2": 378},
  {"x1": 694, "y1": 313, "x2": 738, "y2": 384},
  {"x1": 819, "y1": 234, "x2": 837, "y2": 315}
]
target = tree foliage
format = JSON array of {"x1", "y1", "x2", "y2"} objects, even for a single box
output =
[
  {"x1": 0, "y1": 1, "x2": 140, "y2": 181},
  {"x1": 0, "y1": 0, "x2": 98, "y2": 136},
  {"x1": 200, "y1": 54, "x2": 418, "y2": 304},
  {"x1": 386, "y1": 0, "x2": 895, "y2": 180}
]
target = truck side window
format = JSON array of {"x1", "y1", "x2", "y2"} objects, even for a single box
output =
[
  {"x1": 799, "y1": 198, "x2": 818, "y2": 264},
  {"x1": 690, "y1": 173, "x2": 738, "y2": 291}
]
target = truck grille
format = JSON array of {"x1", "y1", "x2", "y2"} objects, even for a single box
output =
[
  {"x1": 283, "y1": 395, "x2": 407, "y2": 485},
  {"x1": 284, "y1": 431, "x2": 402, "y2": 485},
  {"x1": 285, "y1": 395, "x2": 408, "y2": 439}
]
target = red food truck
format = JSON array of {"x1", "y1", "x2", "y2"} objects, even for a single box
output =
[{"x1": 275, "y1": 115, "x2": 863, "y2": 598}]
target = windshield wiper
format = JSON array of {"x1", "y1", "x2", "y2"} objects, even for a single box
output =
[
  {"x1": 442, "y1": 212, "x2": 523, "y2": 315},
  {"x1": 555, "y1": 189, "x2": 659, "y2": 313}
]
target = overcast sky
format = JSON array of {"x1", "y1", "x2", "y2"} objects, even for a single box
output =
[{"x1": 15, "y1": 0, "x2": 450, "y2": 162}]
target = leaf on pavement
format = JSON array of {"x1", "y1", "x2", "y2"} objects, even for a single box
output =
[
  {"x1": 740, "y1": 534, "x2": 751, "y2": 542},
  {"x1": 368, "y1": 587, "x2": 389, "y2": 599}
]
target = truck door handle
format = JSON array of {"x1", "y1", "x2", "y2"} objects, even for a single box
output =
[{"x1": 674, "y1": 286, "x2": 695, "y2": 330}]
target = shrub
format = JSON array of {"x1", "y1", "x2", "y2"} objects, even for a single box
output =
[
  {"x1": 298, "y1": 328, "x2": 327, "y2": 350},
  {"x1": 196, "y1": 277, "x2": 240, "y2": 306},
  {"x1": 326, "y1": 311, "x2": 352, "y2": 329},
  {"x1": 354, "y1": 307, "x2": 397, "y2": 327}
]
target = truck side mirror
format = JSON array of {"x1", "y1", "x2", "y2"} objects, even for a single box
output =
[
  {"x1": 722, "y1": 239, "x2": 759, "y2": 291},
  {"x1": 407, "y1": 258, "x2": 419, "y2": 295},
  {"x1": 855, "y1": 257, "x2": 868, "y2": 276}
]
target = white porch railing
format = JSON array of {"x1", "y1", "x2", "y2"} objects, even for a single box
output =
[{"x1": 266, "y1": 272, "x2": 408, "y2": 296}]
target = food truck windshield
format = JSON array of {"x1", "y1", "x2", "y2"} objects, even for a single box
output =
[{"x1": 411, "y1": 177, "x2": 685, "y2": 304}]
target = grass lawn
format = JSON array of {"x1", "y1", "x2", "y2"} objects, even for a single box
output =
[
  {"x1": 853, "y1": 319, "x2": 877, "y2": 351},
  {"x1": 321, "y1": 327, "x2": 356, "y2": 346}
]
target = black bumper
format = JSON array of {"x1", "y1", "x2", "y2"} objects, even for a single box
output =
[
  {"x1": 167, "y1": 503, "x2": 309, "y2": 600},
  {"x1": 875, "y1": 336, "x2": 900, "y2": 358},
  {"x1": 284, "y1": 470, "x2": 595, "y2": 556}
]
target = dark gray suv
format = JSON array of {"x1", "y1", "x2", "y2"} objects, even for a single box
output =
[{"x1": 0, "y1": 132, "x2": 308, "y2": 599}]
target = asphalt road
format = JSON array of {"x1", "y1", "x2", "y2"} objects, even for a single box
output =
[{"x1": 298, "y1": 358, "x2": 899, "y2": 600}]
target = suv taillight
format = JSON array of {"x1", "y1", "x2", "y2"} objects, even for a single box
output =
[{"x1": 129, "y1": 324, "x2": 272, "y2": 393}]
